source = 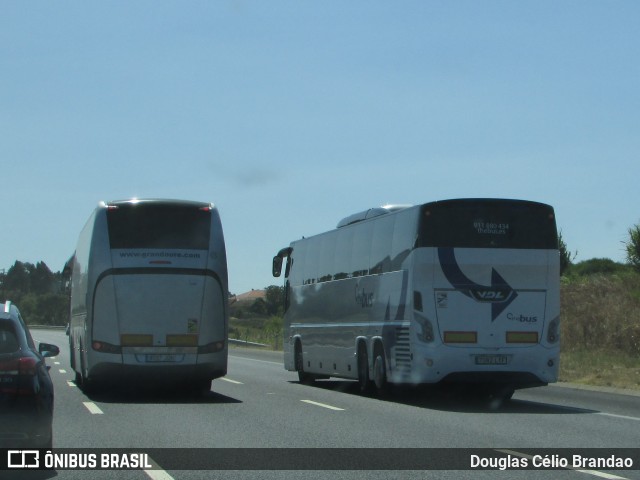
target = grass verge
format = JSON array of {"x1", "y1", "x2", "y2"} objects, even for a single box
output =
[{"x1": 560, "y1": 348, "x2": 640, "y2": 391}]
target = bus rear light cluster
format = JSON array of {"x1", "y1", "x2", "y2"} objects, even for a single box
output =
[
  {"x1": 198, "y1": 341, "x2": 225, "y2": 354},
  {"x1": 92, "y1": 341, "x2": 122, "y2": 354},
  {"x1": 416, "y1": 314, "x2": 434, "y2": 343},
  {"x1": 547, "y1": 316, "x2": 560, "y2": 344}
]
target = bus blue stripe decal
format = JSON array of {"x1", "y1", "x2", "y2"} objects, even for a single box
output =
[{"x1": 437, "y1": 247, "x2": 517, "y2": 322}]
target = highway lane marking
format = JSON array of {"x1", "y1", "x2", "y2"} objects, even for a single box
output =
[
  {"x1": 59, "y1": 369, "x2": 67, "y2": 374},
  {"x1": 496, "y1": 449, "x2": 630, "y2": 480},
  {"x1": 144, "y1": 456, "x2": 175, "y2": 480},
  {"x1": 66, "y1": 381, "x2": 76, "y2": 387},
  {"x1": 83, "y1": 402, "x2": 104, "y2": 415},
  {"x1": 596, "y1": 412, "x2": 640, "y2": 422},
  {"x1": 301, "y1": 399, "x2": 345, "y2": 411},
  {"x1": 519, "y1": 400, "x2": 640, "y2": 423},
  {"x1": 145, "y1": 470, "x2": 175, "y2": 480},
  {"x1": 220, "y1": 377, "x2": 244, "y2": 385}
]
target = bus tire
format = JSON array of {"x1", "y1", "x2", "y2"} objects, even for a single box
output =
[
  {"x1": 69, "y1": 338, "x2": 76, "y2": 370},
  {"x1": 78, "y1": 347, "x2": 98, "y2": 394},
  {"x1": 357, "y1": 343, "x2": 372, "y2": 394},
  {"x1": 80, "y1": 374, "x2": 97, "y2": 394},
  {"x1": 295, "y1": 341, "x2": 314, "y2": 385},
  {"x1": 495, "y1": 386, "x2": 514, "y2": 402},
  {"x1": 372, "y1": 346, "x2": 390, "y2": 397},
  {"x1": 190, "y1": 379, "x2": 212, "y2": 396}
]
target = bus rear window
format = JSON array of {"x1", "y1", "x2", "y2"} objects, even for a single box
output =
[
  {"x1": 418, "y1": 199, "x2": 558, "y2": 249},
  {"x1": 107, "y1": 203, "x2": 211, "y2": 250}
]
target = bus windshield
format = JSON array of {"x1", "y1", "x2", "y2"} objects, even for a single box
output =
[
  {"x1": 418, "y1": 199, "x2": 558, "y2": 249},
  {"x1": 107, "y1": 202, "x2": 211, "y2": 250}
]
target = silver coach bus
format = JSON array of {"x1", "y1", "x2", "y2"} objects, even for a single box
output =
[
  {"x1": 66, "y1": 198, "x2": 228, "y2": 393},
  {"x1": 273, "y1": 198, "x2": 560, "y2": 399}
]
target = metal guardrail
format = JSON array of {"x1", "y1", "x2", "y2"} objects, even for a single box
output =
[{"x1": 229, "y1": 338, "x2": 269, "y2": 348}]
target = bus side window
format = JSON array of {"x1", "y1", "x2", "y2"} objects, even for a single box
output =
[
  {"x1": 351, "y1": 221, "x2": 373, "y2": 277},
  {"x1": 371, "y1": 215, "x2": 394, "y2": 274},
  {"x1": 333, "y1": 227, "x2": 353, "y2": 281}
]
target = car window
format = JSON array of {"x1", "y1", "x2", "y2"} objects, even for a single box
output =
[
  {"x1": 0, "y1": 323, "x2": 19, "y2": 354},
  {"x1": 17, "y1": 314, "x2": 36, "y2": 349}
]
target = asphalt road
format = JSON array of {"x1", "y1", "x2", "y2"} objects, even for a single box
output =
[{"x1": 7, "y1": 328, "x2": 638, "y2": 480}]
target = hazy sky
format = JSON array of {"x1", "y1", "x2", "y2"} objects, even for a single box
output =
[{"x1": 1, "y1": 1, "x2": 638, "y2": 294}]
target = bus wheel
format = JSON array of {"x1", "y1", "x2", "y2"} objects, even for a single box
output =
[
  {"x1": 495, "y1": 386, "x2": 514, "y2": 401},
  {"x1": 190, "y1": 379, "x2": 211, "y2": 396},
  {"x1": 295, "y1": 341, "x2": 314, "y2": 385},
  {"x1": 69, "y1": 338, "x2": 76, "y2": 369},
  {"x1": 78, "y1": 350, "x2": 98, "y2": 394},
  {"x1": 80, "y1": 374, "x2": 97, "y2": 394},
  {"x1": 373, "y1": 350, "x2": 390, "y2": 397},
  {"x1": 357, "y1": 344, "x2": 371, "y2": 394}
]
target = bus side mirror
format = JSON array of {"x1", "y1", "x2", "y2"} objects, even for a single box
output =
[{"x1": 272, "y1": 256, "x2": 283, "y2": 277}]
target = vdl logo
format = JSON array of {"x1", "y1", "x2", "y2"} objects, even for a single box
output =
[
  {"x1": 469, "y1": 287, "x2": 515, "y2": 303},
  {"x1": 7, "y1": 450, "x2": 40, "y2": 469}
]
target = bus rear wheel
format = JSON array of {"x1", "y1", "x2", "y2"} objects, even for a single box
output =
[
  {"x1": 373, "y1": 350, "x2": 390, "y2": 397},
  {"x1": 295, "y1": 341, "x2": 314, "y2": 385}
]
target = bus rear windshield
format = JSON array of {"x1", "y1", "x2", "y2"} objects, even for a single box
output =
[
  {"x1": 418, "y1": 199, "x2": 558, "y2": 249},
  {"x1": 107, "y1": 203, "x2": 211, "y2": 250}
]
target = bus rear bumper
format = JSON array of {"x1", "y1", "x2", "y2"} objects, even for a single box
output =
[
  {"x1": 87, "y1": 350, "x2": 228, "y2": 384},
  {"x1": 390, "y1": 344, "x2": 559, "y2": 389}
]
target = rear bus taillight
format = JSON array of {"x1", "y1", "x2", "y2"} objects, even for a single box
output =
[{"x1": 92, "y1": 341, "x2": 122, "y2": 354}]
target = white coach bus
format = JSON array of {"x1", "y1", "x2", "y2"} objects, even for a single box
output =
[
  {"x1": 273, "y1": 198, "x2": 560, "y2": 398},
  {"x1": 66, "y1": 199, "x2": 228, "y2": 393}
]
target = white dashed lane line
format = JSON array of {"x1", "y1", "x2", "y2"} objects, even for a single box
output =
[
  {"x1": 596, "y1": 412, "x2": 640, "y2": 422},
  {"x1": 301, "y1": 399, "x2": 345, "y2": 411},
  {"x1": 144, "y1": 458, "x2": 175, "y2": 480},
  {"x1": 82, "y1": 402, "x2": 104, "y2": 415},
  {"x1": 220, "y1": 377, "x2": 244, "y2": 385}
]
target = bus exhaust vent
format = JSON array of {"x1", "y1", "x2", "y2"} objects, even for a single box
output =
[
  {"x1": 337, "y1": 205, "x2": 412, "y2": 228},
  {"x1": 394, "y1": 327, "x2": 412, "y2": 377}
]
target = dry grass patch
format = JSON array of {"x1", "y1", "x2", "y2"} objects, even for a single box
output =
[{"x1": 560, "y1": 349, "x2": 640, "y2": 390}]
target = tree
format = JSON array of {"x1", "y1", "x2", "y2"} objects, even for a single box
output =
[
  {"x1": 264, "y1": 285, "x2": 284, "y2": 316},
  {"x1": 249, "y1": 298, "x2": 268, "y2": 315},
  {"x1": 4, "y1": 261, "x2": 32, "y2": 293},
  {"x1": 1, "y1": 259, "x2": 69, "y2": 326},
  {"x1": 558, "y1": 230, "x2": 577, "y2": 275},
  {"x1": 31, "y1": 262, "x2": 54, "y2": 294},
  {"x1": 625, "y1": 223, "x2": 640, "y2": 271}
]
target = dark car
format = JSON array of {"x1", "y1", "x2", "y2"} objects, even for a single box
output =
[{"x1": 0, "y1": 301, "x2": 59, "y2": 448}]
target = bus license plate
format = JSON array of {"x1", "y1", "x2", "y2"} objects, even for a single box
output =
[
  {"x1": 475, "y1": 354, "x2": 509, "y2": 365},
  {"x1": 145, "y1": 354, "x2": 177, "y2": 363}
]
